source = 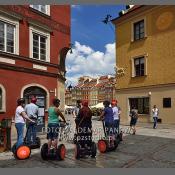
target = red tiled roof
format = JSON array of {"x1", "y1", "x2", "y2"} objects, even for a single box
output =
[
  {"x1": 99, "y1": 76, "x2": 108, "y2": 80},
  {"x1": 95, "y1": 82, "x2": 106, "y2": 87},
  {"x1": 75, "y1": 83, "x2": 84, "y2": 88}
]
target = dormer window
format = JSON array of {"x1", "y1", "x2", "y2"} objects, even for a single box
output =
[{"x1": 30, "y1": 5, "x2": 50, "y2": 16}]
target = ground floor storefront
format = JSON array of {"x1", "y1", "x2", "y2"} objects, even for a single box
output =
[{"x1": 115, "y1": 84, "x2": 175, "y2": 124}]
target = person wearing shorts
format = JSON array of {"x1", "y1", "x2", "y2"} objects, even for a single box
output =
[
  {"x1": 47, "y1": 98, "x2": 66, "y2": 152},
  {"x1": 129, "y1": 106, "x2": 138, "y2": 135}
]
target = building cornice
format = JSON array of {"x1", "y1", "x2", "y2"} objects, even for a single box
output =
[
  {"x1": 112, "y1": 5, "x2": 157, "y2": 26},
  {"x1": 0, "y1": 51, "x2": 63, "y2": 70},
  {"x1": 116, "y1": 83, "x2": 175, "y2": 92},
  {"x1": 0, "y1": 62, "x2": 66, "y2": 82}
]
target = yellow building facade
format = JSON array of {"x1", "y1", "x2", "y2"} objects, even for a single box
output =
[{"x1": 113, "y1": 5, "x2": 175, "y2": 124}]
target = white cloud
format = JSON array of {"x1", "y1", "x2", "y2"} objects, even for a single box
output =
[{"x1": 66, "y1": 41, "x2": 116, "y2": 85}]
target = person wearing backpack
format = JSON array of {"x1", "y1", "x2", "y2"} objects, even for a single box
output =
[{"x1": 129, "y1": 106, "x2": 139, "y2": 135}]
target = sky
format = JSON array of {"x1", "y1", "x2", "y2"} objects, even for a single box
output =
[{"x1": 66, "y1": 5, "x2": 126, "y2": 86}]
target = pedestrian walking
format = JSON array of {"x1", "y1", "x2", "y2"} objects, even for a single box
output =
[
  {"x1": 73, "y1": 100, "x2": 82, "y2": 119},
  {"x1": 15, "y1": 98, "x2": 35, "y2": 148},
  {"x1": 111, "y1": 99, "x2": 121, "y2": 136},
  {"x1": 129, "y1": 106, "x2": 139, "y2": 135},
  {"x1": 152, "y1": 105, "x2": 159, "y2": 129},
  {"x1": 25, "y1": 97, "x2": 39, "y2": 144},
  {"x1": 47, "y1": 98, "x2": 66, "y2": 153}
]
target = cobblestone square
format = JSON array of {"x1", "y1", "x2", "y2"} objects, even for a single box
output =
[{"x1": 0, "y1": 115, "x2": 175, "y2": 168}]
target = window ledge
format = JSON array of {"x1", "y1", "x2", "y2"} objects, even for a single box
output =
[
  {"x1": 131, "y1": 75, "x2": 147, "y2": 78},
  {"x1": 0, "y1": 110, "x2": 6, "y2": 114},
  {"x1": 131, "y1": 36, "x2": 148, "y2": 43},
  {"x1": 29, "y1": 7, "x2": 51, "y2": 19}
]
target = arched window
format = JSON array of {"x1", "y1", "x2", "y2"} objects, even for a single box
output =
[{"x1": 0, "y1": 84, "x2": 6, "y2": 112}]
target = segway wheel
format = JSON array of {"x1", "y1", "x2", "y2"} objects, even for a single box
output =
[
  {"x1": 91, "y1": 142, "x2": 97, "y2": 158},
  {"x1": 57, "y1": 144, "x2": 66, "y2": 160},
  {"x1": 98, "y1": 140, "x2": 107, "y2": 153},
  {"x1": 16, "y1": 145, "x2": 31, "y2": 160},
  {"x1": 41, "y1": 143, "x2": 48, "y2": 160},
  {"x1": 75, "y1": 143, "x2": 81, "y2": 159},
  {"x1": 36, "y1": 137, "x2": 41, "y2": 148}
]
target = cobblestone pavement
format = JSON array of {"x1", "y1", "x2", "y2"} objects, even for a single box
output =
[{"x1": 0, "y1": 115, "x2": 175, "y2": 168}]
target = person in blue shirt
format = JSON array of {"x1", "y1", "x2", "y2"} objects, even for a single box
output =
[{"x1": 100, "y1": 100, "x2": 114, "y2": 136}]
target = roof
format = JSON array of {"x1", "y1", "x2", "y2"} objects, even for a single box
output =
[
  {"x1": 81, "y1": 79, "x2": 97, "y2": 88},
  {"x1": 75, "y1": 83, "x2": 84, "y2": 88},
  {"x1": 112, "y1": 5, "x2": 144, "y2": 23},
  {"x1": 95, "y1": 82, "x2": 106, "y2": 88},
  {"x1": 99, "y1": 76, "x2": 108, "y2": 80}
]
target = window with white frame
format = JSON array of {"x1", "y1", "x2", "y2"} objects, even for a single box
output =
[
  {"x1": 30, "y1": 5, "x2": 50, "y2": 15},
  {"x1": 134, "y1": 20, "x2": 144, "y2": 41},
  {"x1": 33, "y1": 33, "x2": 46, "y2": 61},
  {"x1": 134, "y1": 57, "x2": 145, "y2": 77},
  {"x1": 0, "y1": 85, "x2": 6, "y2": 112},
  {"x1": 0, "y1": 21, "x2": 15, "y2": 53},
  {"x1": 131, "y1": 56, "x2": 147, "y2": 77},
  {"x1": 30, "y1": 27, "x2": 50, "y2": 62}
]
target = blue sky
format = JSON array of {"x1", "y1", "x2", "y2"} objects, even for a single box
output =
[{"x1": 66, "y1": 5, "x2": 126, "y2": 85}]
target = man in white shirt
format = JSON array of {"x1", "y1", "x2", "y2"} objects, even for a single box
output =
[
  {"x1": 111, "y1": 100, "x2": 121, "y2": 135},
  {"x1": 15, "y1": 98, "x2": 35, "y2": 148},
  {"x1": 152, "y1": 105, "x2": 159, "y2": 129},
  {"x1": 25, "y1": 97, "x2": 39, "y2": 144}
]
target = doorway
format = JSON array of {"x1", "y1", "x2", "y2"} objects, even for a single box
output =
[{"x1": 23, "y1": 86, "x2": 47, "y2": 132}]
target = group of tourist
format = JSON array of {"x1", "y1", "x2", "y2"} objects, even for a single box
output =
[{"x1": 14, "y1": 96, "x2": 160, "y2": 152}]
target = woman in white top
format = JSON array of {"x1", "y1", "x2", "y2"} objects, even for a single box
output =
[
  {"x1": 152, "y1": 105, "x2": 159, "y2": 129},
  {"x1": 111, "y1": 100, "x2": 121, "y2": 135},
  {"x1": 15, "y1": 98, "x2": 35, "y2": 148}
]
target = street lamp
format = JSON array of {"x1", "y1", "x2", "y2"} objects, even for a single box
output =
[
  {"x1": 68, "y1": 84, "x2": 73, "y2": 92},
  {"x1": 102, "y1": 14, "x2": 115, "y2": 33}
]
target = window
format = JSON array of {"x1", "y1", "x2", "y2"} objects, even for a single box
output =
[
  {"x1": 134, "y1": 57, "x2": 145, "y2": 77},
  {"x1": 33, "y1": 33, "x2": 46, "y2": 61},
  {"x1": 0, "y1": 21, "x2": 15, "y2": 53},
  {"x1": 0, "y1": 85, "x2": 6, "y2": 112},
  {"x1": 163, "y1": 98, "x2": 171, "y2": 108},
  {"x1": 30, "y1": 5, "x2": 50, "y2": 15},
  {"x1": 30, "y1": 27, "x2": 50, "y2": 62},
  {"x1": 134, "y1": 20, "x2": 144, "y2": 41},
  {"x1": 129, "y1": 97, "x2": 149, "y2": 114}
]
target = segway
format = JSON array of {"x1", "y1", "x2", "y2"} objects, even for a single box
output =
[
  {"x1": 24, "y1": 123, "x2": 41, "y2": 149},
  {"x1": 41, "y1": 143, "x2": 66, "y2": 161},
  {"x1": 74, "y1": 127, "x2": 97, "y2": 159},
  {"x1": 75, "y1": 141, "x2": 97, "y2": 159},
  {"x1": 12, "y1": 143, "x2": 31, "y2": 160},
  {"x1": 98, "y1": 120, "x2": 118, "y2": 153},
  {"x1": 114, "y1": 121, "x2": 123, "y2": 144}
]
